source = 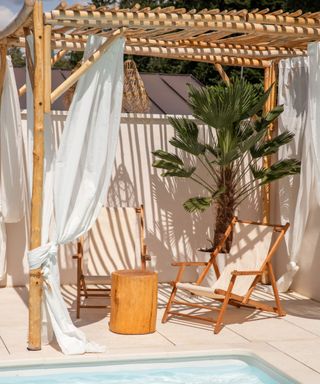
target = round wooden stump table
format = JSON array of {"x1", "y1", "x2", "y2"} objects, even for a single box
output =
[{"x1": 109, "y1": 269, "x2": 158, "y2": 334}]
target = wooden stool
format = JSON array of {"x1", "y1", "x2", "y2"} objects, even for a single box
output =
[{"x1": 109, "y1": 269, "x2": 158, "y2": 334}]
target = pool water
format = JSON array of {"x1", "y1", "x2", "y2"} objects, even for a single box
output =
[{"x1": 0, "y1": 355, "x2": 296, "y2": 384}]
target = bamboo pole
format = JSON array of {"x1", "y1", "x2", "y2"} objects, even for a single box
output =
[
  {"x1": 50, "y1": 28, "x2": 123, "y2": 104},
  {"x1": 3, "y1": 32, "x2": 312, "y2": 57},
  {"x1": 50, "y1": 40, "x2": 270, "y2": 68},
  {"x1": 262, "y1": 66, "x2": 271, "y2": 224},
  {"x1": 19, "y1": 49, "x2": 67, "y2": 97},
  {"x1": 28, "y1": 0, "x2": 44, "y2": 351},
  {"x1": 43, "y1": 25, "x2": 52, "y2": 113},
  {"x1": 269, "y1": 62, "x2": 277, "y2": 133},
  {"x1": 0, "y1": 45, "x2": 7, "y2": 101},
  {"x1": 44, "y1": 9, "x2": 320, "y2": 37},
  {"x1": 52, "y1": 34, "x2": 305, "y2": 58},
  {"x1": 262, "y1": 62, "x2": 277, "y2": 225},
  {"x1": 214, "y1": 63, "x2": 230, "y2": 85},
  {"x1": 126, "y1": 37, "x2": 306, "y2": 56},
  {"x1": 124, "y1": 46, "x2": 270, "y2": 68}
]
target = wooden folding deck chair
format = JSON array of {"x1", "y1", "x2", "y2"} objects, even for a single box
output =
[
  {"x1": 73, "y1": 205, "x2": 149, "y2": 318},
  {"x1": 162, "y1": 217, "x2": 289, "y2": 334}
]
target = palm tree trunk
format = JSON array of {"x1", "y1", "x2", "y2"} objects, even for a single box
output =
[{"x1": 213, "y1": 167, "x2": 235, "y2": 252}]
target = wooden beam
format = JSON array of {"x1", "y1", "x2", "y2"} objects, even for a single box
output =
[
  {"x1": 44, "y1": 9, "x2": 320, "y2": 38},
  {"x1": 52, "y1": 48, "x2": 68, "y2": 63},
  {"x1": 126, "y1": 43, "x2": 305, "y2": 59},
  {"x1": 49, "y1": 40, "x2": 270, "y2": 68},
  {"x1": 50, "y1": 29, "x2": 124, "y2": 104},
  {"x1": 0, "y1": 45, "x2": 7, "y2": 101},
  {"x1": 125, "y1": 45, "x2": 271, "y2": 68},
  {"x1": 28, "y1": 0, "x2": 44, "y2": 352},
  {"x1": 214, "y1": 63, "x2": 230, "y2": 85},
  {"x1": 125, "y1": 38, "x2": 306, "y2": 57},
  {"x1": 51, "y1": 33, "x2": 307, "y2": 58},
  {"x1": 247, "y1": 12, "x2": 320, "y2": 27},
  {"x1": 9, "y1": 34, "x2": 306, "y2": 64},
  {"x1": 43, "y1": 25, "x2": 52, "y2": 113},
  {"x1": 19, "y1": 49, "x2": 68, "y2": 97}
]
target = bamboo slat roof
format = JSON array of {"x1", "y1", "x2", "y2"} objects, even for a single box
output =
[{"x1": 2, "y1": 1, "x2": 320, "y2": 68}]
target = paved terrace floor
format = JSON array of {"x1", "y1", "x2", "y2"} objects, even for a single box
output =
[{"x1": 0, "y1": 284, "x2": 320, "y2": 383}]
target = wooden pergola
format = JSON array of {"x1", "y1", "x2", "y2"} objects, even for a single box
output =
[{"x1": 0, "y1": 0, "x2": 317, "y2": 351}]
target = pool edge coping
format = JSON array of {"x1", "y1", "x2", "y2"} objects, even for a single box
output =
[{"x1": 0, "y1": 348, "x2": 298, "y2": 383}]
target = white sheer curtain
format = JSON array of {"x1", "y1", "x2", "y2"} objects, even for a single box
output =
[
  {"x1": 277, "y1": 43, "x2": 320, "y2": 291},
  {"x1": 28, "y1": 35, "x2": 125, "y2": 354},
  {"x1": 307, "y1": 43, "x2": 320, "y2": 202},
  {"x1": 0, "y1": 56, "x2": 25, "y2": 280}
]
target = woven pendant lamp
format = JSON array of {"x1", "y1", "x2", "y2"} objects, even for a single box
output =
[{"x1": 122, "y1": 59, "x2": 150, "y2": 113}]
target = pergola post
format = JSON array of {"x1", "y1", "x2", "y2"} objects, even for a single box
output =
[
  {"x1": 43, "y1": 25, "x2": 52, "y2": 113},
  {"x1": 28, "y1": 0, "x2": 45, "y2": 351},
  {"x1": 262, "y1": 60, "x2": 277, "y2": 224},
  {"x1": 0, "y1": 45, "x2": 7, "y2": 101},
  {"x1": 262, "y1": 66, "x2": 271, "y2": 224}
]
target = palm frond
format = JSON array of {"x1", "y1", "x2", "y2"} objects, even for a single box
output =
[
  {"x1": 152, "y1": 150, "x2": 183, "y2": 166},
  {"x1": 264, "y1": 104, "x2": 284, "y2": 123},
  {"x1": 183, "y1": 186, "x2": 226, "y2": 212},
  {"x1": 168, "y1": 117, "x2": 206, "y2": 156},
  {"x1": 188, "y1": 78, "x2": 265, "y2": 131},
  {"x1": 250, "y1": 131, "x2": 295, "y2": 158},
  {"x1": 251, "y1": 159, "x2": 301, "y2": 185},
  {"x1": 243, "y1": 84, "x2": 273, "y2": 118}
]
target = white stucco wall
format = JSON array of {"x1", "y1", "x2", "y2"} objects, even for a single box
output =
[{"x1": 3, "y1": 112, "x2": 262, "y2": 287}]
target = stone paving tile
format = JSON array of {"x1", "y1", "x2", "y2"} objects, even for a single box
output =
[
  {"x1": 284, "y1": 299, "x2": 320, "y2": 337},
  {"x1": 0, "y1": 337, "x2": 9, "y2": 358},
  {"x1": 1, "y1": 285, "x2": 320, "y2": 383},
  {"x1": 157, "y1": 317, "x2": 249, "y2": 345},
  {"x1": 269, "y1": 339, "x2": 320, "y2": 375},
  {"x1": 227, "y1": 314, "x2": 318, "y2": 342}
]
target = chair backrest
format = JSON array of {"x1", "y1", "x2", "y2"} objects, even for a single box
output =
[
  {"x1": 84, "y1": 206, "x2": 143, "y2": 275},
  {"x1": 212, "y1": 221, "x2": 275, "y2": 296}
]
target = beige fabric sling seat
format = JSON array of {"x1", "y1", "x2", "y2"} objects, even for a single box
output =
[
  {"x1": 73, "y1": 206, "x2": 148, "y2": 318},
  {"x1": 162, "y1": 217, "x2": 289, "y2": 334}
]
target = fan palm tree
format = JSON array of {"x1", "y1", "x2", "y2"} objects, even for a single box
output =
[{"x1": 152, "y1": 77, "x2": 300, "y2": 251}]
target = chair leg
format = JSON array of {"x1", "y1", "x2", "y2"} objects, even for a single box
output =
[
  {"x1": 214, "y1": 276, "x2": 236, "y2": 334},
  {"x1": 81, "y1": 277, "x2": 88, "y2": 299},
  {"x1": 76, "y1": 279, "x2": 81, "y2": 319},
  {"x1": 267, "y1": 262, "x2": 286, "y2": 316},
  {"x1": 163, "y1": 266, "x2": 185, "y2": 323},
  {"x1": 162, "y1": 285, "x2": 178, "y2": 323}
]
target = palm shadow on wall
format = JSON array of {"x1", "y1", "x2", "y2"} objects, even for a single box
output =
[{"x1": 106, "y1": 119, "x2": 215, "y2": 282}]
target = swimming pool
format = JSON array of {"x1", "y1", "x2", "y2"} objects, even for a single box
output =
[{"x1": 0, "y1": 354, "x2": 296, "y2": 384}]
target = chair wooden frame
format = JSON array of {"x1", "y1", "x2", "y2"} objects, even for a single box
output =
[
  {"x1": 73, "y1": 205, "x2": 149, "y2": 318},
  {"x1": 162, "y1": 217, "x2": 289, "y2": 334}
]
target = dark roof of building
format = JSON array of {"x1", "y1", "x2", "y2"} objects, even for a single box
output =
[
  {"x1": 14, "y1": 68, "x2": 203, "y2": 115},
  {"x1": 138, "y1": 73, "x2": 203, "y2": 114}
]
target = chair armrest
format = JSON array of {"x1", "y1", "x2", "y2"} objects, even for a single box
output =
[
  {"x1": 231, "y1": 270, "x2": 263, "y2": 276},
  {"x1": 143, "y1": 254, "x2": 152, "y2": 261},
  {"x1": 172, "y1": 261, "x2": 208, "y2": 267}
]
